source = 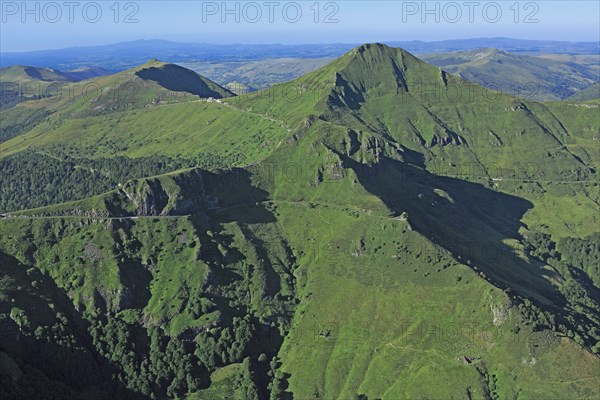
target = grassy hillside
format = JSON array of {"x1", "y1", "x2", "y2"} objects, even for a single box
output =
[
  {"x1": 1, "y1": 43, "x2": 599, "y2": 399},
  {"x1": 2, "y1": 152, "x2": 598, "y2": 399},
  {"x1": 0, "y1": 62, "x2": 259, "y2": 212},
  {"x1": 0, "y1": 60, "x2": 235, "y2": 142},
  {"x1": 1, "y1": 100, "x2": 285, "y2": 160},
  {"x1": 233, "y1": 44, "x2": 598, "y2": 184},
  {"x1": 0, "y1": 167, "x2": 298, "y2": 399},
  {"x1": 1, "y1": 59, "x2": 233, "y2": 122}
]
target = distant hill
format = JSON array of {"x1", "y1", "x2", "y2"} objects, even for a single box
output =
[
  {"x1": 0, "y1": 65, "x2": 111, "y2": 83},
  {"x1": 0, "y1": 60, "x2": 234, "y2": 142},
  {"x1": 10, "y1": 59, "x2": 233, "y2": 113},
  {"x1": 134, "y1": 60, "x2": 234, "y2": 99},
  {"x1": 421, "y1": 48, "x2": 599, "y2": 101},
  {"x1": 0, "y1": 65, "x2": 74, "y2": 82},
  {"x1": 0, "y1": 65, "x2": 111, "y2": 109},
  {"x1": 1, "y1": 66, "x2": 71, "y2": 109},
  {"x1": 566, "y1": 82, "x2": 600, "y2": 101},
  {"x1": 224, "y1": 81, "x2": 256, "y2": 95}
]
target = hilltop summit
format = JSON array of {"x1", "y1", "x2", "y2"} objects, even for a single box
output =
[{"x1": 133, "y1": 60, "x2": 235, "y2": 99}]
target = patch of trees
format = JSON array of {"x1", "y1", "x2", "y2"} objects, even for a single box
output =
[
  {"x1": 522, "y1": 232, "x2": 600, "y2": 352},
  {"x1": 0, "y1": 152, "x2": 115, "y2": 212},
  {"x1": 2, "y1": 307, "x2": 293, "y2": 399},
  {"x1": 235, "y1": 357, "x2": 260, "y2": 400},
  {"x1": 89, "y1": 316, "x2": 204, "y2": 399},
  {"x1": 1, "y1": 223, "x2": 297, "y2": 398},
  {"x1": 194, "y1": 316, "x2": 254, "y2": 369},
  {"x1": 0, "y1": 151, "x2": 236, "y2": 212},
  {"x1": 558, "y1": 233, "x2": 600, "y2": 287},
  {"x1": 0, "y1": 310, "x2": 115, "y2": 399}
]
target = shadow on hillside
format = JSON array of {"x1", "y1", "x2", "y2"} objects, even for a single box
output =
[
  {"x1": 0, "y1": 251, "x2": 145, "y2": 399},
  {"x1": 188, "y1": 168, "x2": 293, "y2": 393},
  {"x1": 340, "y1": 156, "x2": 567, "y2": 308},
  {"x1": 135, "y1": 64, "x2": 229, "y2": 99},
  {"x1": 194, "y1": 168, "x2": 285, "y2": 299}
]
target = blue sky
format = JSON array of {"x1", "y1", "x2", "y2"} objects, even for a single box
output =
[{"x1": 1, "y1": 1, "x2": 599, "y2": 52}]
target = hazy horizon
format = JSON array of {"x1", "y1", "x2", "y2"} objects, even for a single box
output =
[
  {"x1": 2, "y1": 35, "x2": 599, "y2": 55},
  {"x1": 2, "y1": 1, "x2": 599, "y2": 52}
]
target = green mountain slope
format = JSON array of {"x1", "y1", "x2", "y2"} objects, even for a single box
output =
[
  {"x1": 420, "y1": 48, "x2": 599, "y2": 101},
  {"x1": 1, "y1": 59, "x2": 233, "y2": 124},
  {"x1": 0, "y1": 60, "x2": 235, "y2": 143},
  {"x1": 0, "y1": 62, "x2": 256, "y2": 212},
  {"x1": 0, "y1": 61, "x2": 289, "y2": 212},
  {"x1": 1, "y1": 44, "x2": 599, "y2": 399},
  {"x1": 233, "y1": 44, "x2": 598, "y2": 183}
]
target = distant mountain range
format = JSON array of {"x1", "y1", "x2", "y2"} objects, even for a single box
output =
[
  {"x1": 2, "y1": 38, "x2": 598, "y2": 70},
  {"x1": 421, "y1": 48, "x2": 599, "y2": 101}
]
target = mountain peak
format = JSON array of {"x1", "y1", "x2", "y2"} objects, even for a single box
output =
[
  {"x1": 320, "y1": 43, "x2": 446, "y2": 110},
  {"x1": 468, "y1": 47, "x2": 509, "y2": 60},
  {"x1": 132, "y1": 58, "x2": 169, "y2": 71},
  {"x1": 348, "y1": 43, "x2": 416, "y2": 60},
  {"x1": 340, "y1": 43, "x2": 429, "y2": 74},
  {"x1": 132, "y1": 61, "x2": 235, "y2": 98},
  {"x1": 354, "y1": 42, "x2": 388, "y2": 52}
]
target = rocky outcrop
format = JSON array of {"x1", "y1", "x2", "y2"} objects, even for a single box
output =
[
  {"x1": 429, "y1": 131, "x2": 466, "y2": 147},
  {"x1": 121, "y1": 178, "x2": 169, "y2": 215},
  {"x1": 118, "y1": 169, "x2": 218, "y2": 216}
]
